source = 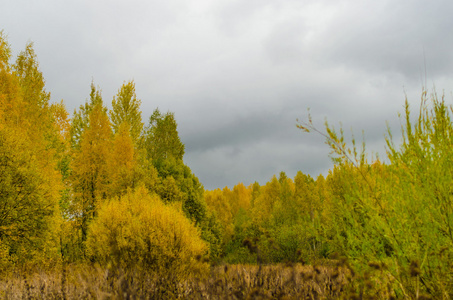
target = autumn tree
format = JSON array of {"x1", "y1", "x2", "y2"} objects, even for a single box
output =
[
  {"x1": 70, "y1": 102, "x2": 112, "y2": 244},
  {"x1": 106, "y1": 122, "x2": 137, "y2": 197},
  {"x1": 251, "y1": 175, "x2": 281, "y2": 227},
  {"x1": 271, "y1": 172, "x2": 296, "y2": 227},
  {"x1": 14, "y1": 42, "x2": 53, "y2": 140},
  {"x1": 294, "y1": 171, "x2": 317, "y2": 222},
  {"x1": 70, "y1": 82, "x2": 104, "y2": 149},
  {"x1": 0, "y1": 33, "x2": 22, "y2": 127},
  {"x1": 50, "y1": 100, "x2": 71, "y2": 198},
  {"x1": 110, "y1": 80, "x2": 143, "y2": 146},
  {"x1": 105, "y1": 120, "x2": 160, "y2": 198},
  {"x1": 0, "y1": 120, "x2": 62, "y2": 267},
  {"x1": 204, "y1": 189, "x2": 234, "y2": 245},
  {"x1": 0, "y1": 34, "x2": 62, "y2": 267}
]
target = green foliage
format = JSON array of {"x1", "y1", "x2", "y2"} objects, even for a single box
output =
[
  {"x1": 145, "y1": 108, "x2": 185, "y2": 161},
  {"x1": 298, "y1": 90, "x2": 453, "y2": 297},
  {"x1": 199, "y1": 210, "x2": 223, "y2": 261},
  {"x1": 154, "y1": 157, "x2": 207, "y2": 224},
  {"x1": 86, "y1": 187, "x2": 209, "y2": 278},
  {"x1": 261, "y1": 225, "x2": 307, "y2": 263}
]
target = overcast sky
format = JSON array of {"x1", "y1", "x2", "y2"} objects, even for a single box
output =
[{"x1": 2, "y1": 0, "x2": 453, "y2": 190}]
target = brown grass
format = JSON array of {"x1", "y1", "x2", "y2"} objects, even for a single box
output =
[{"x1": 0, "y1": 261, "x2": 400, "y2": 299}]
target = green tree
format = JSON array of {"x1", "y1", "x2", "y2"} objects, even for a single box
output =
[
  {"x1": 158, "y1": 175, "x2": 185, "y2": 203},
  {"x1": 145, "y1": 108, "x2": 185, "y2": 161}
]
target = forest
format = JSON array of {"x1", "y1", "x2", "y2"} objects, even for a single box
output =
[{"x1": 1, "y1": 32, "x2": 453, "y2": 299}]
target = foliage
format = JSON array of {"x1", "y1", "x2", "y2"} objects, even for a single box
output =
[
  {"x1": 69, "y1": 82, "x2": 104, "y2": 149},
  {"x1": 0, "y1": 34, "x2": 62, "y2": 268},
  {"x1": 298, "y1": 90, "x2": 453, "y2": 297},
  {"x1": 145, "y1": 108, "x2": 185, "y2": 161},
  {"x1": 106, "y1": 122, "x2": 139, "y2": 198},
  {"x1": 70, "y1": 102, "x2": 112, "y2": 243},
  {"x1": 109, "y1": 80, "x2": 143, "y2": 146},
  {"x1": 86, "y1": 187, "x2": 209, "y2": 278},
  {"x1": 0, "y1": 128, "x2": 61, "y2": 267},
  {"x1": 154, "y1": 156, "x2": 207, "y2": 225}
]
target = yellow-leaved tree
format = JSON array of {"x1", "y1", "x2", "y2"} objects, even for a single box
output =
[
  {"x1": 70, "y1": 102, "x2": 112, "y2": 244},
  {"x1": 110, "y1": 80, "x2": 143, "y2": 146},
  {"x1": 0, "y1": 33, "x2": 62, "y2": 268},
  {"x1": 204, "y1": 189, "x2": 234, "y2": 245},
  {"x1": 107, "y1": 122, "x2": 137, "y2": 197},
  {"x1": 86, "y1": 186, "x2": 209, "y2": 279},
  {"x1": 251, "y1": 175, "x2": 281, "y2": 227}
]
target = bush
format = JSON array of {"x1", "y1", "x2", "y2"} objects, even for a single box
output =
[
  {"x1": 300, "y1": 90, "x2": 453, "y2": 297},
  {"x1": 86, "y1": 186, "x2": 209, "y2": 279}
]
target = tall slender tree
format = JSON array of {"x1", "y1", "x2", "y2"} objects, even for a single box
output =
[
  {"x1": 107, "y1": 122, "x2": 137, "y2": 197},
  {"x1": 70, "y1": 82, "x2": 104, "y2": 149},
  {"x1": 110, "y1": 80, "x2": 143, "y2": 146},
  {"x1": 70, "y1": 102, "x2": 112, "y2": 243},
  {"x1": 14, "y1": 42, "x2": 51, "y2": 133}
]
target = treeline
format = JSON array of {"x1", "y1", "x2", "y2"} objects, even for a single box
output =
[
  {"x1": 0, "y1": 33, "x2": 218, "y2": 277},
  {"x1": 205, "y1": 172, "x2": 331, "y2": 264}
]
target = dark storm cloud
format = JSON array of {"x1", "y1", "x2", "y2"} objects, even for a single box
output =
[{"x1": 2, "y1": 0, "x2": 453, "y2": 189}]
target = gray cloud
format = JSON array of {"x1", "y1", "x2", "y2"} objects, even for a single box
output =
[{"x1": 1, "y1": 0, "x2": 452, "y2": 189}]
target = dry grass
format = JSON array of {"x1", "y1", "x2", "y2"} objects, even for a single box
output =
[{"x1": 0, "y1": 261, "x2": 400, "y2": 299}]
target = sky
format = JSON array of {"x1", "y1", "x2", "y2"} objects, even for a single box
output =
[{"x1": 2, "y1": 0, "x2": 453, "y2": 190}]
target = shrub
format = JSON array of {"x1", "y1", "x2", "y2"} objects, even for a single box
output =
[{"x1": 86, "y1": 186, "x2": 209, "y2": 279}]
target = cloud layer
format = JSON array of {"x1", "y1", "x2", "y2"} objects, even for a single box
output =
[{"x1": 2, "y1": 0, "x2": 453, "y2": 189}]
